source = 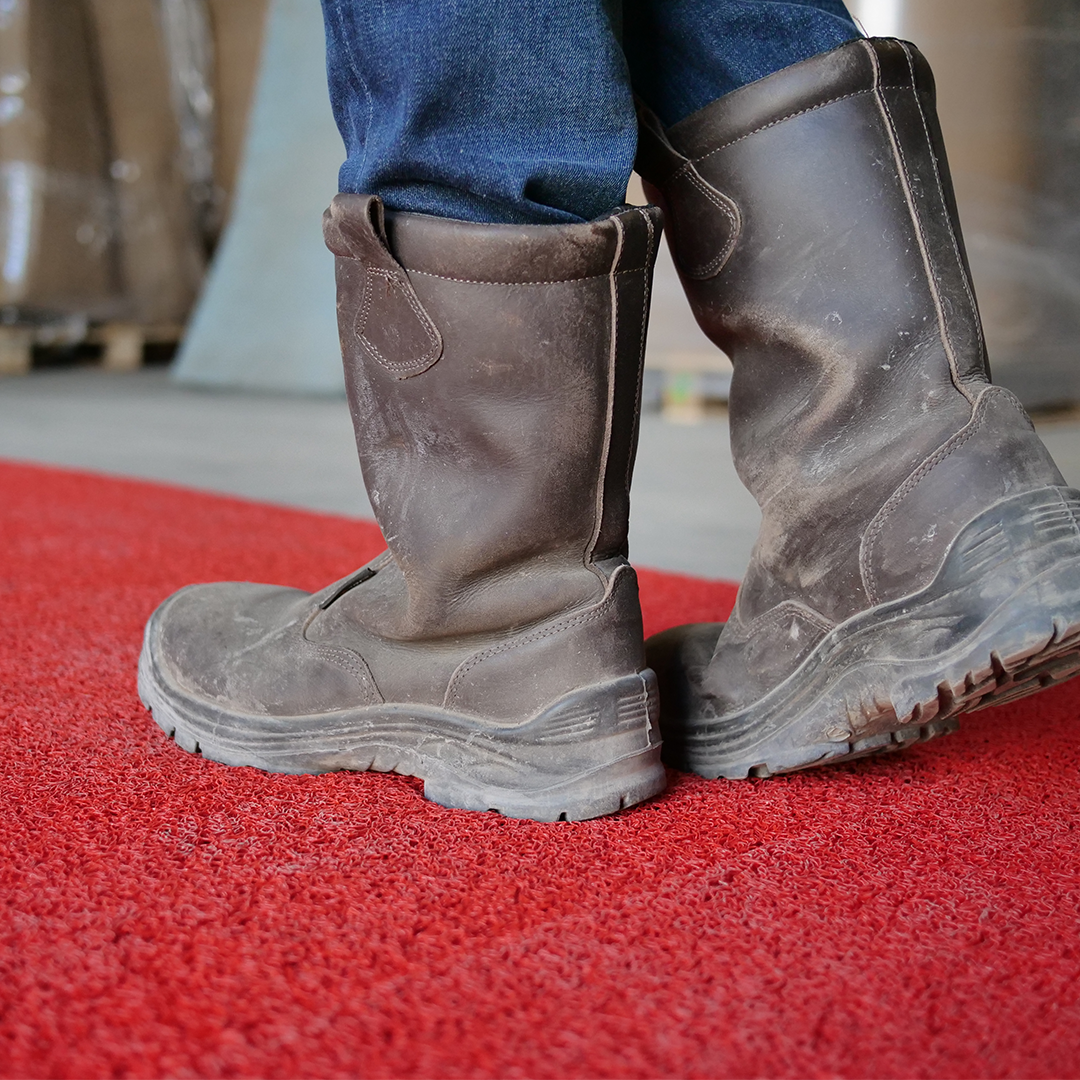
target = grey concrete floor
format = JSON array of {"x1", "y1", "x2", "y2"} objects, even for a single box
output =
[
  {"x1": 5, "y1": 367, "x2": 1080, "y2": 581},
  {"x1": 0, "y1": 367, "x2": 759, "y2": 580}
]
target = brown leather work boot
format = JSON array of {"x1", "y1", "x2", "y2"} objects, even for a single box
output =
[
  {"x1": 138, "y1": 196, "x2": 666, "y2": 821},
  {"x1": 638, "y1": 37, "x2": 1080, "y2": 779}
]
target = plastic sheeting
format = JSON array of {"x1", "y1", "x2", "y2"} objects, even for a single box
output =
[
  {"x1": 157, "y1": 0, "x2": 221, "y2": 244},
  {"x1": 170, "y1": 0, "x2": 344, "y2": 393},
  {"x1": 0, "y1": 0, "x2": 207, "y2": 332}
]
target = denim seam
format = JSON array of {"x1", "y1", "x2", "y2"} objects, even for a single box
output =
[{"x1": 330, "y1": 0, "x2": 373, "y2": 183}]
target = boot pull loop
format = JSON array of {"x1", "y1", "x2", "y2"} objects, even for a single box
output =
[
  {"x1": 367, "y1": 193, "x2": 388, "y2": 244},
  {"x1": 324, "y1": 194, "x2": 444, "y2": 380},
  {"x1": 633, "y1": 98, "x2": 689, "y2": 186},
  {"x1": 634, "y1": 100, "x2": 742, "y2": 282}
]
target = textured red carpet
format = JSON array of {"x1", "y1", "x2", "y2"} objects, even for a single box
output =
[{"x1": 2, "y1": 459, "x2": 1079, "y2": 1079}]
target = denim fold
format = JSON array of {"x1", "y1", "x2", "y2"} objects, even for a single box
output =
[{"x1": 320, "y1": 0, "x2": 861, "y2": 224}]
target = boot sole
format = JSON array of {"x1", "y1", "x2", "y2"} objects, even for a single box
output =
[
  {"x1": 659, "y1": 485, "x2": 1080, "y2": 779},
  {"x1": 137, "y1": 628, "x2": 666, "y2": 823}
]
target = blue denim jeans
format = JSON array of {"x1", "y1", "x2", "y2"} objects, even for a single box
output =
[{"x1": 320, "y1": 0, "x2": 859, "y2": 225}]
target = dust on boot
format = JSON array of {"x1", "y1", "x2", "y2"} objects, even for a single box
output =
[
  {"x1": 638, "y1": 38, "x2": 1080, "y2": 778},
  {"x1": 139, "y1": 196, "x2": 666, "y2": 821}
]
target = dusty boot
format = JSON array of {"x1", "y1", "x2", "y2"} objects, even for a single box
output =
[
  {"x1": 637, "y1": 37, "x2": 1080, "y2": 779},
  {"x1": 138, "y1": 196, "x2": 666, "y2": 821}
]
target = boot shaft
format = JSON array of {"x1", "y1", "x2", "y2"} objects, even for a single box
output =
[
  {"x1": 639, "y1": 38, "x2": 987, "y2": 387},
  {"x1": 323, "y1": 195, "x2": 661, "y2": 638},
  {"x1": 637, "y1": 39, "x2": 1020, "y2": 623},
  {"x1": 638, "y1": 40, "x2": 1080, "y2": 779}
]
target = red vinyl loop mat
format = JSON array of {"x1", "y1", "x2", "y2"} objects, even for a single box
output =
[{"x1": 1, "y1": 459, "x2": 1079, "y2": 1079}]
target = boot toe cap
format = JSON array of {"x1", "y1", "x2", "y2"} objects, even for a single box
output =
[{"x1": 144, "y1": 582, "x2": 374, "y2": 716}]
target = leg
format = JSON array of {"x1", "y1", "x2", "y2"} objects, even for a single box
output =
[
  {"x1": 623, "y1": 0, "x2": 861, "y2": 126},
  {"x1": 321, "y1": 0, "x2": 637, "y2": 223},
  {"x1": 635, "y1": 27, "x2": 1080, "y2": 777}
]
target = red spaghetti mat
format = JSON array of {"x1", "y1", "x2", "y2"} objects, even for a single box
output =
[{"x1": 1, "y1": 459, "x2": 1078, "y2": 1079}]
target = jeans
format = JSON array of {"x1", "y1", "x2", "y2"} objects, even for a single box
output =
[{"x1": 320, "y1": 0, "x2": 860, "y2": 225}]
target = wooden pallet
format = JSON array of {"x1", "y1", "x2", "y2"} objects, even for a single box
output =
[
  {"x1": 0, "y1": 328, "x2": 33, "y2": 376},
  {"x1": 0, "y1": 322, "x2": 184, "y2": 376}
]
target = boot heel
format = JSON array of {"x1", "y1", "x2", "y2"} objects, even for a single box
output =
[
  {"x1": 422, "y1": 671, "x2": 666, "y2": 822},
  {"x1": 422, "y1": 745, "x2": 666, "y2": 822},
  {"x1": 671, "y1": 486, "x2": 1080, "y2": 779},
  {"x1": 885, "y1": 486, "x2": 1080, "y2": 718}
]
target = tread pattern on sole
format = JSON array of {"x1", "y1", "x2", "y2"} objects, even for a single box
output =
[
  {"x1": 138, "y1": 641, "x2": 666, "y2": 824},
  {"x1": 150, "y1": 698, "x2": 665, "y2": 823},
  {"x1": 696, "y1": 614, "x2": 1080, "y2": 780},
  {"x1": 663, "y1": 487, "x2": 1080, "y2": 781}
]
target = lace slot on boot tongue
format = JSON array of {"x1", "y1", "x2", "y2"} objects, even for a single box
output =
[{"x1": 319, "y1": 566, "x2": 377, "y2": 610}]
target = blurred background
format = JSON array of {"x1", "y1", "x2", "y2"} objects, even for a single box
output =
[
  {"x1": 2, "y1": 0, "x2": 1080, "y2": 580},
  {"x1": 2, "y1": 0, "x2": 1080, "y2": 405},
  {"x1": 0, "y1": 0, "x2": 267, "y2": 375}
]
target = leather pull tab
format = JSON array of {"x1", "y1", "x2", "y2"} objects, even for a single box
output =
[
  {"x1": 323, "y1": 194, "x2": 443, "y2": 379},
  {"x1": 634, "y1": 98, "x2": 688, "y2": 186},
  {"x1": 659, "y1": 164, "x2": 742, "y2": 280},
  {"x1": 635, "y1": 100, "x2": 741, "y2": 281}
]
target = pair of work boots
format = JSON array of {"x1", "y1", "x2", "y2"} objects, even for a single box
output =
[{"x1": 139, "y1": 40, "x2": 1080, "y2": 822}]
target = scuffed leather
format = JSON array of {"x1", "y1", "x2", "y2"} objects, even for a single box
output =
[
  {"x1": 634, "y1": 105, "x2": 741, "y2": 281},
  {"x1": 861, "y1": 386, "x2": 1064, "y2": 605},
  {"x1": 326, "y1": 195, "x2": 660, "y2": 641},
  {"x1": 441, "y1": 561, "x2": 645, "y2": 717},
  {"x1": 158, "y1": 581, "x2": 383, "y2": 715},
  {"x1": 324, "y1": 195, "x2": 443, "y2": 379},
  {"x1": 638, "y1": 38, "x2": 1066, "y2": 714}
]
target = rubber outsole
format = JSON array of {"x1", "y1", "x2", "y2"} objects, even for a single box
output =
[
  {"x1": 137, "y1": 628, "x2": 667, "y2": 823},
  {"x1": 652, "y1": 486, "x2": 1080, "y2": 780}
]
